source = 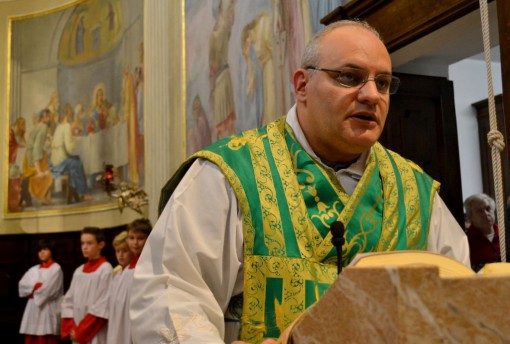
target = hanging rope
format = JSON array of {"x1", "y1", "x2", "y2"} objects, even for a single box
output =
[{"x1": 479, "y1": 0, "x2": 506, "y2": 262}]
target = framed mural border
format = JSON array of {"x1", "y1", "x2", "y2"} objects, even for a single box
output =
[{"x1": 2, "y1": 0, "x2": 145, "y2": 220}]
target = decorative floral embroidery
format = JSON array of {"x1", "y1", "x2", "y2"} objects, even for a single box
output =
[{"x1": 188, "y1": 119, "x2": 436, "y2": 343}]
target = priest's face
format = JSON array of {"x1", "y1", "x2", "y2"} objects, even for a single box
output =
[{"x1": 293, "y1": 25, "x2": 392, "y2": 163}]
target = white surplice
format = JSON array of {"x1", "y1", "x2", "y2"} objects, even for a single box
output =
[
  {"x1": 130, "y1": 106, "x2": 470, "y2": 343},
  {"x1": 19, "y1": 262, "x2": 64, "y2": 335},
  {"x1": 107, "y1": 266, "x2": 135, "y2": 344},
  {"x1": 61, "y1": 261, "x2": 112, "y2": 344}
]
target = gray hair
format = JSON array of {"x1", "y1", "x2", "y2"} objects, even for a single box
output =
[
  {"x1": 300, "y1": 19, "x2": 383, "y2": 69},
  {"x1": 463, "y1": 193, "x2": 495, "y2": 218}
]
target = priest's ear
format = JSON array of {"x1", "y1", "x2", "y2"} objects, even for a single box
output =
[{"x1": 293, "y1": 68, "x2": 310, "y2": 105}]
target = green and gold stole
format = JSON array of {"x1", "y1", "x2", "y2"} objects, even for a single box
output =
[{"x1": 161, "y1": 116, "x2": 439, "y2": 343}]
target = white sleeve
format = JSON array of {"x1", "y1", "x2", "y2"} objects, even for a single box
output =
[
  {"x1": 18, "y1": 266, "x2": 37, "y2": 298},
  {"x1": 131, "y1": 159, "x2": 244, "y2": 344},
  {"x1": 61, "y1": 269, "x2": 78, "y2": 319},
  {"x1": 427, "y1": 193, "x2": 471, "y2": 266},
  {"x1": 33, "y1": 264, "x2": 64, "y2": 307},
  {"x1": 88, "y1": 263, "x2": 113, "y2": 319}
]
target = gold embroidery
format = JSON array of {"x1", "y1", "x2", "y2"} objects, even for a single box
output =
[
  {"x1": 373, "y1": 143, "x2": 400, "y2": 251},
  {"x1": 247, "y1": 126, "x2": 286, "y2": 256},
  {"x1": 269, "y1": 120, "x2": 317, "y2": 260},
  {"x1": 241, "y1": 255, "x2": 337, "y2": 343},
  {"x1": 274, "y1": 297, "x2": 284, "y2": 334},
  {"x1": 190, "y1": 124, "x2": 434, "y2": 343},
  {"x1": 388, "y1": 150, "x2": 422, "y2": 249},
  {"x1": 227, "y1": 136, "x2": 249, "y2": 150}
]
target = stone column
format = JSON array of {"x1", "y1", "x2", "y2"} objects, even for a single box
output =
[{"x1": 144, "y1": 0, "x2": 185, "y2": 223}]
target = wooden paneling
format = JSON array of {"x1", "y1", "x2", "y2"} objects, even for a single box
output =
[
  {"x1": 322, "y1": 0, "x2": 489, "y2": 52},
  {"x1": 497, "y1": 0, "x2": 510, "y2": 170}
]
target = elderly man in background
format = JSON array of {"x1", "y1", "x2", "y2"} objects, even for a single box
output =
[{"x1": 464, "y1": 193, "x2": 501, "y2": 271}]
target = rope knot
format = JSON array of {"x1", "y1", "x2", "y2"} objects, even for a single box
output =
[{"x1": 487, "y1": 130, "x2": 505, "y2": 152}]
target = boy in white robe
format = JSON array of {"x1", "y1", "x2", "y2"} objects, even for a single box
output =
[
  {"x1": 106, "y1": 230, "x2": 134, "y2": 344},
  {"x1": 107, "y1": 218, "x2": 151, "y2": 344},
  {"x1": 61, "y1": 227, "x2": 112, "y2": 344},
  {"x1": 19, "y1": 239, "x2": 64, "y2": 344}
]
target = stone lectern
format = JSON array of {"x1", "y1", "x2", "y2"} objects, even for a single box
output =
[{"x1": 280, "y1": 265, "x2": 510, "y2": 343}]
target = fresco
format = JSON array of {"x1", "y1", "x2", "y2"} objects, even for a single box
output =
[
  {"x1": 185, "y1": 0, "x2": 342, "y2": 156},
  {"x1": 6, "y1": 0, "x2": 144, "y2": 217}
]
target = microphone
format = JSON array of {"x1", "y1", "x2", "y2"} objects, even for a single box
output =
[{"x1": 330, "y1": 221, "x2": 345, "y2": 274}]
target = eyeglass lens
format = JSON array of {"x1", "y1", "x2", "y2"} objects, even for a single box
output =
[
  {"x1": 333, "y1": 68, "x2": 399, "y2": 94},
  {"x1": 309, "y1": 67, "x2": 400, "y2": 94}
]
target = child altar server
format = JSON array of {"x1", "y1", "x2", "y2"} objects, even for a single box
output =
[
  {"x1": 61, "y1": 227, "x2": 112, "y2": 344},
  {"x1": 19, "y1": 239, "x2": 64, "y2": 344},
  {"x1": 106, "y1": 230, "x2": 134, "y2": 344}
]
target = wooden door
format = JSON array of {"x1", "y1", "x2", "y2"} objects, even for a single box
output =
[{"x1": 379, "y1": 73, "x2": 464, "y2": 226}]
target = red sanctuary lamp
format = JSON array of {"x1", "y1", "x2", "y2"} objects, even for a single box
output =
[{"x1": 103, "y1": 164, "x2": 116, "y2": 195}]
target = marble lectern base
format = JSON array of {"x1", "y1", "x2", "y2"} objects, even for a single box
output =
[{"x1": 284, "y1": 266, "x2": 510, "y2": 343}]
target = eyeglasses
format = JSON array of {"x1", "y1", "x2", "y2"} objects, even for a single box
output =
[{"x1": 306, "y1": 66, "x2": 400, "y2": 95}]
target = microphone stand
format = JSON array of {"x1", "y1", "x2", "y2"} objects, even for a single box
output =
[{"x1": 330, "y1": 221, "x2": 345, "y2": 274}]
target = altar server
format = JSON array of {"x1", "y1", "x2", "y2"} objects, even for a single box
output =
[
  {"x1": 19, "y1": 239, "x2": 64, "y2": 344},
  {"x1": 61, "y1": 227, "x2": 112, "y2": 344}
]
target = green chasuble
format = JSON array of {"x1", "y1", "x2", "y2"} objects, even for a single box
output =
[{"x1": 159, "y1": 116, "x2": 439, "y2": 343}]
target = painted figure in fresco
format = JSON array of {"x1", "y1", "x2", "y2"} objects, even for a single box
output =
[
  {"x1": 282, "y1": 0, "x2": 313, "y2": 77},
  {"x1": 107, "y1": 2, "x2": 115, "y2": 33},
  {"x1": 22, "y1": 109, "x2": 53, "y2": 206},
  {"x1": 71, "y1": 103, "x2": 86, "y2": 136},
  {"x1": 209, "y1": 0, "x2": 237, "y2": 139},
  {"x1": 9, "y1": 117, "x2": 26, "y2": 170},
  {"x1": 123, "y1": 64, "x2": 140, "y2": 184},
  {"x1": 75, "y1": 16, "x2": 85, "y2": 55},
  {"x1": 78, "y1": 104, "x2": 89, "y2": 136},
  {"x1": 241, "y1": 11, "x2": 277, "y2": 126},
  {"x1": 135, "y1": 67, "x2": 144, "y2": 137},
  {"x1": 135, "y1": 65, "x2": 144, "y2": 184},
  {"x1": 51, "y1": 104, "x2": 93, "y2": 203},
  {"x1": 8, "y1": 117, "x2": 26, "y2": 212},
  {"x1": 187, "y1": 95, "x2": 212, "y2": 156},
  {"x1": 88, "y1": 85, "x2": 110, "y2": 134},
  {"x1": 46, "y1": 91, "x2": 60, "y2": 136}
]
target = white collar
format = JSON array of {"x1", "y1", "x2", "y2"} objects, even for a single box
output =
[{"x1": 285, "y1": 104, "x2": 370, "y2": 176}]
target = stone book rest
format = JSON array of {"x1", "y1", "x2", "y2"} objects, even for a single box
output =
[{"x1": 277, "y1": 251, "x2": 510, "y2": 343}]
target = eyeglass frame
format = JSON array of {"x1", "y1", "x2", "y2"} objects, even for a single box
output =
[{"x1": 305, "y1": 66, "x2": 400, "y2": 95}]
